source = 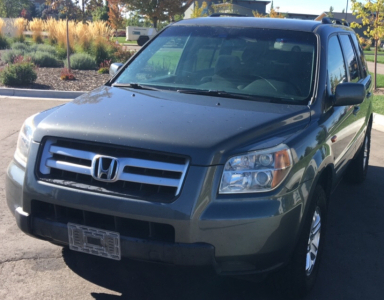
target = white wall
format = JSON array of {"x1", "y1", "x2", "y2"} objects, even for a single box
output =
[{"x1": 1, "y1": 18, "x2": 17, "y2": 37}]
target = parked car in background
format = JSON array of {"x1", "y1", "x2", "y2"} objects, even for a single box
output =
[{"x1": 6, "y1": 16, "x2": 372, "y2": 298}]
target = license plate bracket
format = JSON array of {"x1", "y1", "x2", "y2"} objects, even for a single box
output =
[{"x1": 68, "y1": 223, "x2": 121, "y2": 260}]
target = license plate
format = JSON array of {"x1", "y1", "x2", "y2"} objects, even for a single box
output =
[{"x1": 68, "y1": 223, "x2": 121, "y2": 260}]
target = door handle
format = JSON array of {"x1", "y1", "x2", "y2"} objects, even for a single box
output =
[{"x1": 353, "y1": 106, "x2": 360, "y2": 115}]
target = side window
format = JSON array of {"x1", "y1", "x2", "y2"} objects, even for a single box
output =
[
  {"x1": 339, "y1": 34, "x2": 361, "y2": 82},
  {"x1": 350, "y1": 34, "x2": 368, "y2": 78},
  {"x1": 328, "y1": 36, "x2": 347, "y2": 95}
]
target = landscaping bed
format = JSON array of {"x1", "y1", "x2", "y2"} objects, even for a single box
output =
[
  {"x1": 0, "y1": 19, "x2": 136, "y2": 92},
  {"x1": 0, "y1": 67, "x2": 110, "y2": 91}
]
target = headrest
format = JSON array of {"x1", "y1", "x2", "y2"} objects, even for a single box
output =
[{"x1": 214, "y1": 55, "x2": 240, "y2": 75}]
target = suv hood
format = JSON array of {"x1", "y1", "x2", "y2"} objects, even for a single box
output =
[{"x1": 34, "y1": 86, "x2": 310, "y2": 166}]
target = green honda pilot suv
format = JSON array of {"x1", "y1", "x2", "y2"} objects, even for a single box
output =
[{"x1": 6, "y1": 16, "x2": 372, "y2": 297}]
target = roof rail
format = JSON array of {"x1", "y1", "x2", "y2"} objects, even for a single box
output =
[
  {"x1": 321, "y1": 17, "x2": 350, "y2": 27},
  {"x1": 209, "y1": 13, "x2": 246, "y2": 17}
]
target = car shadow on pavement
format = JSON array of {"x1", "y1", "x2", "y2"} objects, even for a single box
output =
[
  {"x1": 61, "y1": 165, "x2": 384, "y2": 300},
  {"x1": 307, "y1": 165, "x2": 384, "y2": 300},
  {"x1": 62, "y1": 247, "x2": 281, "y2": 300}
]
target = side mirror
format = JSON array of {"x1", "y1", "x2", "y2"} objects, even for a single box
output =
[
  {"x1": 334, "y1": 82, "x2": 365, "y2": 106},
  {"x1": 109, "y1": 63, "x2": 123, "y2": 78}
]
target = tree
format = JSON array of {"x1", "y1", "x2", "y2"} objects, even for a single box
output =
[
  {"x1": 0, "y1": 0, "x2": 32, "y2": 18},
  {"x1": 191, "y1": 1, "x2": 208, "y2": 18},
  {"x1": 46, "y1": 0, "x2": 80, "y2": 71},
  {"x1": 108, "y1": 0, "x2": 124, "y2": 31},
  {"x1": 253, "y1": 7, "x2": 284, "y2": 18},
  {"x1": 87, "y1": 0, "x2": 104, "y2": 11},
  {"x1": 92, "y1": 5, "x2": 109, "y2": 21},
  {"x1": 351, "y1": 0, "x2": 384, "y2": 90},
  {"x1": 328, "y1": 6, "x2": 334, "y2": 18},
  {"x1": 269, "y1": 8, "x2": 284, "y2": 18},
  {"x1": 120, "y1": 0, "x2": 194, "y2": 28},
  {"x1": 81, "y1": 0, "x2": 89, "y2": 13},
  {"x1": 126, "y1": 12, "x2": 151, "y2": 27}
]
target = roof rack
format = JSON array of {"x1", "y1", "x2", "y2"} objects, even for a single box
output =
[
  {"x1": 209, "y1": 13, "x2": 246, "y2": 17},
  {"x1": 321, "y1": 17, "x2": 350, "y2": 27}
]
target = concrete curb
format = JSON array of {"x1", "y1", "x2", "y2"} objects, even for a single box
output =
[
  {"x1": 373, "y1": 113, "x2": 384, "y2": 133},
  {"x1": 0, "y1": 88, "x2": 85, "y2": 99}
]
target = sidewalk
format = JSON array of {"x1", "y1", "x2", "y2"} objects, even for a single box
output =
[{"x1": 367, "y1": 61, "x2": 384, "y2": 75}]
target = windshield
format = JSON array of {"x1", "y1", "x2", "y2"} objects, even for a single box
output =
[{"x1": 114, "y1": 25, "x2": 317, "y2": 104}]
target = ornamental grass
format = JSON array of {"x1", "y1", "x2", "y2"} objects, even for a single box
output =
[{"x1": 29, "y1": 18, "x2": 44, "y2": 43}]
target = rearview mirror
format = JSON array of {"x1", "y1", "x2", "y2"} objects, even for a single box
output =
[
  {"x1": 109, "y1": 63, "x2": 123, "y2": 78},
  {"x1": 334, "y1": 82, "x2": 365, "y2": 106}
]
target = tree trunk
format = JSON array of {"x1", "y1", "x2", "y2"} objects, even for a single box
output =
[
  {"x1": 66, "y1": 17, "x2": 71, "y2": 71},
  {"x1": 375, "y1": 39, "x2": 378, "y2": 90},
  {"x1": 152, "y1": 16, "x2": 158, "y2": 29}
]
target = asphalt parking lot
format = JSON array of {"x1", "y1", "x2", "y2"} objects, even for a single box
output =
[{"x1": 1, "y1": 97, "x2": 384, "y2": 300}]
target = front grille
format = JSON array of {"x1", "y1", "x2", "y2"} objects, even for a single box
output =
[
  {"x1": 32, "y1": 200, "x2": 175, "y2": 243},
  {"x1": 37, "y1": 138, "x2": 189, "y2": 203}
]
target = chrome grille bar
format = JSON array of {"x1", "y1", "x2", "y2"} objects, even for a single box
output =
[
  {"x1": 46, "y1": 159, "x2": 92, "y2": 176},
  {"x1": 39, "y1": 139, "x2": 189, "y2": 198},
  {"x1": 118, "y1": 157, "x2": 186, "y2": 173},
  {"x1": 119, "y1": 173, "x2": 180, "y2": 187},
  {"x1": 50, "y1": 145, "x2": 95, "y2": 161}
]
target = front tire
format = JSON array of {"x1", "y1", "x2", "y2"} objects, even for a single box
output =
[{"x1": 273, "y1": 185, "x2": 327, "y2": 298}]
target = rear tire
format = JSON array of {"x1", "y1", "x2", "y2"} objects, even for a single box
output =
[
  {"x1": 272, "y1": 185, "x2": 327, "y2": 299},
  {"x1": 346, "y1": 122, "x2": 371, "y2": 184}
]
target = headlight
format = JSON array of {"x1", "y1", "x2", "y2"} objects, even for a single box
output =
[
  {"x1": 219, "y1": 145, "x2": 292, "y2": 194},
  {"x1": 14, "y1": 115, "x2": 37, "y2": 168}
]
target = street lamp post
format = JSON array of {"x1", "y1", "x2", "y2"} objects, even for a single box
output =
[{"x1": 346, "y1": 0, "x2": 349, "y2": 20}]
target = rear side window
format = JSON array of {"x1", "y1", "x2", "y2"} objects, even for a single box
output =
[
  {"x1": 328, "y1": 35, "x2": 347, "y2": 95},
  {"x1": 339, "y1": 34, "x2": 361, "y2": 82},
  {"x1": 350, "y1": 34, "x2": 368, "y2": 78}
]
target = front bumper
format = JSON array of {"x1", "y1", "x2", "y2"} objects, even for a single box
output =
[
  {"x1": 6, "y1": 149, "x2": 307, "y2": 275},
  {"x1": 14, "y1": 207, "x2": 215, "y2": 266}
]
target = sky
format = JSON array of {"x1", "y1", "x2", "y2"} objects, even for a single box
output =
[{"x1": 268, "y1": 0, "x2": 352, "y2": 15}]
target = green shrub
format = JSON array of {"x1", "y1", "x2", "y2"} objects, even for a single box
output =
[
  {"x1": 0, "y1": 62, "x2": 37, "y2": 86},
  {"x1": 91, "y1": 42, "x2": 110, "y2": 65},
  {"x1": 29, "y1": 51, "x2": 61, "y2": 67},
  {"x1": 56, "y1": 46, "x2": 69, "y2": 60},
  {"x1": 35, "y1": 44, "x2": 57, "y2": 56},
  {"x1": 0, "y1": 35, "x2": 10, "y2": 49},
  {"x1": 1, "y1": 50, "x2": 24, "y2": 63},
  {"x1": 64, "y1": 53, "x2": 97, "y2": 70},
  {"x1": 113, "y1": 48, "x2": 135, "y2": 63},
  {"x1": 29, "y1": 44, "x2": 38, "y2": 52},
  {"x1": 11, "y1": 42, "x2": 30, "y2": 52},
  {"x1": 34, "y1": 35, "x2": 44, "y2": 44},
  {"x1": 13, "y1": 35, "x2": 25, "y2": 43}
]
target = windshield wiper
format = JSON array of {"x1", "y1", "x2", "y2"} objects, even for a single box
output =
[
  {"x1": 176, "y1": 89, "x2": 272, "y2": 102},
  {"x1": 177, "y1": 89, "x2": 299, "y2": 103},
  {"x1": 112, "y1": 83, "x2": 162, "y2": 91}
]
